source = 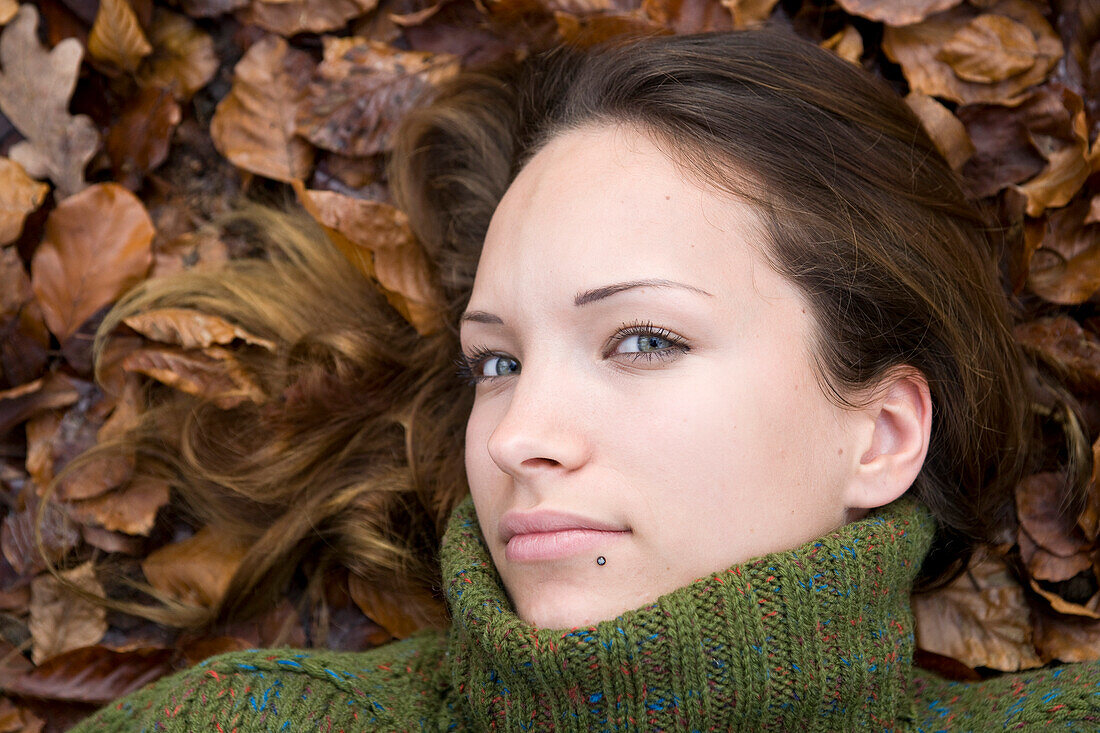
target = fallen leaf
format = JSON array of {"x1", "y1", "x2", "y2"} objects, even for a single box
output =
[
  {"x1": 883, "y1": 1, "x2": 1063, "y2": 107},
  {"x1": 123, "y1": 308, "x2": 276, "y2": 351},
  {"x1": 0, "y1": 247, "x2": 49, "y2": 390},
  {"x1": 555, "y1": 10, "x2": 664, "y2": 46},
  {"x1": 298, "y1": 186, "x2": 443, "y2": 334},
  {"x1": 135, "y1": 9, "x2": 218, "y2": 102},
  {"x1": 1017, "y1": 529, "x2": 1092, "y2": 583},
  {"x1": 1014, "y1": 316, "x2": 1100, "y2": 394},
  {"x1": 938, "y1": 13, "x2": 1039, "y2": 83},
  {"x1": 0, "y1": 645, "x2": 172, "y2": 703},
  {"x1": 0, "y1": 6, "x2": 100, "y2": 198},
  {"x1": 1035, "y1": 612, "x2": 1100, "y2": 664},
  {"x1": 640, "y1": 0, "x2": 732, "y2": 33},
  {"x1": 1015, "y1": 90, "x2": 1092, "y2": 217},
  {"x1": 242, "y1": 0, "x2": 380, "y2": 36},
  {"x1": 30, "y1": 183, "x2": 154, "y2": 343},
  {"x1": 0, "y1": 159, "x2": 48, "y2": 245},
  {"x1": 210, "y1": 35, "x2": 314, "y2": 183},
  {"x1": 28, "y1": 562, "x2": 107, "y2": 664},
  {"x1": 820, "y1": 25, "x2": 863, "y2": 65},
  {"x1": 178, "y1": 635, "x2": 251, "y2": 665},
  {"x1": 0, "y1": 491, "x2": 79, "y2": 576},
  {"x1": 151, "y1": 229, "x2": 229, "y2": 279},
  {"x1": 719, "y1": 0, "x2": 778, "y2": 28},
  {"x1": 0, "y1": 0, "x2": 17, "y2": 25},
  {"x1": 106, "y1": 86, "x2": 182, "y2": 190},
  {"x1": 906, "y1": 92, "x2": 975, "y2": 169},
  {"x1": 296, "y1": 37, "x2": 460, "y2": 158},
  {"x1": 177, "y1": 0, "x2": 246, "y2": 17},
  {"x1": 1026, "y1": 197, "x2": 1100, "y2": 304},
  {"x1": 141, "y1": 526, "x2": 248, "y2": 608},
  {"x1": 68, "y1": 476, "x2": 170, "y2": 536},
  {"x1": 121, "y1": 345, "x2": 266, "y2": 408},
  {"x1": 0, "y1": 374, "x2": 81, "y2": 438},
  {"x1": 1016, "y1": 473, "x2": 1089, "y2": 558},
  {"x1": 87, "y1": 0, "x2": 154, "y2": 74},
  {"x1": 1029, "y1": 577, "x2": 1100, "y2": 619},
  {"x1": 348, "y1": 573, "x2": 445, "y2": 638},
  {"x1": 835, "y1": 0, "x2": 962, "y2": 26},
  {"x1": 912, "y1": 550, "x2": 1042, "y2": 671}
]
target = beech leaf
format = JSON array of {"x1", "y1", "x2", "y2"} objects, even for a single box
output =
[
  {"x1": 835, "y1": 0, "x2": 962, "y2": 26},
  {"x1": 135, "y1": 9, "x2": 218, "y2": 102},
  {"x1": 210, "y1": 35, "x2": 315, "y2": 183},
  {"x1": 120, "y1": 345, "x2": 266, "y2": 408},
  {"x1": 106, "y1": 86, "x2": 182, "y2": 190},
  {"x1": 123, "y1": 308, "x2": 276, "y2": 351},
  {"x1": 68, "y1": 476, "x2": 170, "y2": 536},
  {"x1": 0, "y1": 645, "x2": 173, "y2": 704},
  {"x1": 0, "y1": 5, "x2": 100, "y2": 198},
  {"x1": 30, "y1": 183, "x2": 154, "y2": 343},
  {"x1": 87, "y1": 0, "x2": 154, "y2": 73},
  {"x1": 241, "y1": 0, "x2": 380, "y2": 36},
  {"x1": 141, "y1": 526, "x2": 248, "y2": 608},
  {"x1": 28, "y1": 562, "x2": 107, "y2": 664},
  {"x1": 905, "y1": 92, "x2": 975, "y2": 170},
  {"x1": 0, "y1": 158, "x2": 48, "y2": 245},
  {"x1": 938, "y1": 14, "x2": 1039, "y2": 83}
]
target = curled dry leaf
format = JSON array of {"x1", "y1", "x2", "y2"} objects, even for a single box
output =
[
  {"x1": 938, "y1": 14, "x2": 1039, "y2": 83},
  {"x1": 121, "y1": 345, "x2": 266, "y2": 408},
  {"x1": 210, "y1": 35, "x2": 315, "y2": 183},
  {"x1": 820, "y1": 26, "x2": 863, "y2": 65},
  {"x1": 883, "y1": 1, "x2": 1063, "y2": 107},
  {"x1": 87, "y1": 0, "x2": 154, "y2": 74},
  {"x1": 298, "y1": 187, "x2": 443, "y2": 334},
  {"x1": 1015, "y1": 316, "x2": 1100, "y2": 394},
  {"x1": 135, "y1": 9, "x2": 218, "y2": 102},
  {"x1": 1015, "y1": 90, "x2": 1092, "y2": 217},
  {"x1": 30, "y1": 183, "x2": 154, "y2": 343},
  {"x1": 0, "y1": 374, "x2": 81, "y2": 438},
  {"x1": 1016, "y1": 473, "x2": 1089, "y2": 558},
  {"x1": 905, "y1": 92, "x2": 975, "y2": 169},
  {"x1": 67, "y1": 476, "x2": 170, "y2": 536},
  {"x1": 0, "y1": 491, "x2": 79, "y2": 576},
  {"x1": 835, "y1": 0, "x2": 961, "y2": 26},
  {"x1": 28, "y1": 562, "x2": 107, "y2": 664},
  {"x1": 0, "y1": 159, "x2": 48, "y2": 245},
  {"x1": 141, "y1": 526, "x2": 248, "y2": 608},
  {"x1": 1035, "y1": 612, "x2": 1100, "y2": 664},
  {"x1": 297, "y1": 37, "x2": 460, "y2": 158},
  {"x1": 1017, "y1": 529, "x2": 1092, "y2": 583},
  {"x1": 1026, "y1": 196, "x2": 1100, "y2": 305},
  {"x1": 0, "y1": 6, "x2": 99, "y2": 198},
  {"x1": 123, "y1": 308, "x2": 276, "y2": 351},
  {"x1": 242, "y1": 0, "x2": 380, "y2": 36},
  {"x1": 0, "y1": 645, "x2": 173, "y2": 704},
  {"x1": 912, "y1": 550, "x2": 1042, "y2": 671},
  {"x1": 1028, "y1": 576, "x2": 1100, "y2": 619},
  {"x1": 107, "y1": 86, "x2": 182, "y2": 190}
]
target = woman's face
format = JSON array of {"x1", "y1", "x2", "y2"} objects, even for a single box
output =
[{"x1": 461, "y1": 125, "x2": 867, "y2": 628}]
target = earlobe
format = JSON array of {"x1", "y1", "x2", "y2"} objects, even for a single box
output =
[{"x1": 845, "y1": 369, "x2": 932, "y2": 510}]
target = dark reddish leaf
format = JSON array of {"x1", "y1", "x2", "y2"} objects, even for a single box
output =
[
  {"x1": 106, "y1": 87, "x2": 181, "y2": 190},
  {"x1": 0, "y1": 645, "x2": 173, "y2": 704}
]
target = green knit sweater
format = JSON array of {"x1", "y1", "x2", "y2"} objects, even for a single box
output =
[{"x1": 74, "y1": 497, "x2": 1100, "y2": 731}]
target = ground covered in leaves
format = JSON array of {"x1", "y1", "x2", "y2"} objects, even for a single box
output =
[{"x1": 1, "y1": 0, "x2": 1100, "y2": 729}]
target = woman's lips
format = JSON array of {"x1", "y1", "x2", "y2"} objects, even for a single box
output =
[{"x1": 504, "y1": 528, "x2": 630, "y2": 562}]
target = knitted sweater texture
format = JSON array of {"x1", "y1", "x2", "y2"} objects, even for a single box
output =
[{"x1": 74, "y1": 497, "x2": 1100, "y2": 731}]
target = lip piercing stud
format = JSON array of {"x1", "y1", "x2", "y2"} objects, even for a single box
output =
[{"x1": 596, "y1": 556, "x2": 606, "y2": 566}]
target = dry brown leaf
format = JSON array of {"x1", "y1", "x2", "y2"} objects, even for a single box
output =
[
  {"x1": 68, "y1": 476, "x2": 170, "y2": 536},
  {"x1": 123, "y1": 308, "x2": 276, "y2": 351},
  {"x1": 141, "y1": 526, "x2": 248, "y2": 608},
  {"x1": 912, "y1": 550, "x2": 1042, "y2": 671},
  {"x1": 1015, "y1": 91, "x2": 1091, "y2": 217},
  {"x1": 1017, "y1": 529, "x2": 1093, "y2": 583},
  {"x1": 297, "y1": 37, "x2": 460, "y2": 158},
  {"x1": 639, "y1": 0, "x2": 732, "y2": 33},
  {"x1": 0, "y1": 698, "x2": 42, "y2": 733},
  {"x1": 242, "y1": 0, "x2": 379, "y2": 38},
  {"x1": 0, "y1": 374, "x2": 81, "y2": 439},
  {"x1": 151, "y1": 229, "x2": 229, "y2": 279},
  {"x1": 348, "y1": 573, "x2": 445, "y2": 638},
  {"x1": 555, "y1": 10, "x2": 664, "y2": 46},
  {"x1": 1025, "y1": 197, "x2": 1100, "y2": 305},
  {"x1": 106, "y1": 86, "x2": 182, "y2": 190},
  {"x1": 28, "y1": 562, "x2": 107, "y2": 664},
  {"x1": 1035, "y1": 612, "x2": 1100, "y2": 664},
  {"x1": 938, "y1": 14, "x2": 1039, "y2": 83},
  {"x1": 30, "y1": 183, "x2": 154, "y2": 343},
  {"x1": 1029, "y1": 577, "x2": 1100, "y2": 619},
  {"x1": 0, "y1": 6, "x2": 99, "y2": 198},
  {"x1": 135, "y1": 9, "x2": 218, "y2": 102},
  {"x1": 0, "y1": 645, "x2": 173, "y2": 704},
  {"x1": 1016, "y1": 473, "x2": 1089, "y2": 558},
  {"x1": 0, "y1": 491, "x2": 79, "y2": 576},
  {"x1": 820, "y1": 25, "x2": 863, "y2": 65},
  {"x1": 835, "y1": 0, "x2": 962, "y2": 26},
  {"x1": 883, "y1": 1, "x2": 1062, "y2": 107},
  {"x1": 210, "y1": 35, "x2": 314, "y2": 183},
  {"x1": 905, "y1": 92, "x2": 975, "y2": 170},
  {"x1": 121, "y1": 345, "x2": 266, "y2": 408},
  {"x1": 719, "y1": 0, "x2": 778, "y2": 28},
  {"x1": 0, "y1": 0, "x2": 17, "y2": 25},
  {"x1": 1014, "y1": 316, "x2": 1100, "y2": 395},
  {"x1": 87, "y1": 0, "x2": 154, "y2": 74},
  {"x1": 0, "y1": 159, "x2": 48, "y2": 245},
  {"x1": 298, "y1": 187, "x2": 443, "y2": 334}
]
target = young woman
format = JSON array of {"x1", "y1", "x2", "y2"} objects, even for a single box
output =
[{"x1": 73, "y1": 29, "x2": 1100, "y2": 730}]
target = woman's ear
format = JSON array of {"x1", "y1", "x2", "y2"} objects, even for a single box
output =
[{"x1": 844, "y1": 368, "x2": 932, "y2": 510}]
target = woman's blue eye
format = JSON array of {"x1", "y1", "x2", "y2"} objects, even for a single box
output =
[
  {"x1": 620, "y1": 334, "x2": 673, "y2": 353},
  {"x1": 482, "y1": 355, "x2": 520, "y2": 377}
]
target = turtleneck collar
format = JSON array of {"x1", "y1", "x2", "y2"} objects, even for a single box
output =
[{"x1": 440, "y1": 496, "x2": 936, "y2": 731}]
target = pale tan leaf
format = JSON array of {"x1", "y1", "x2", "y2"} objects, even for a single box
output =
[
  {"x1": 906, "y1": 92, "x2": 975, "y2": 169},
  {"x1": 0, "y1": 6, "x2": 99, "y2": 198},
  {"x1": 210, "y1": 36, "x2": 314, "y2": 183},
  {"x1": 87, "y1": 0, "x2": 154, "y2": 73},
  {"x1": 30, "y1": 183, "x2": 154, "y2": 343},
  {"x1": 28, "y1": 562, "x2": 107, "y2": 664},
  {"x1": 0, "y1": 158, "x2": 47, "y2": 245},
  {"x1": 123, "y1": 308, "x2": 276, "y2": 351},
  {"x1": 141, "y1": 526, "x2": 248, "y2": 608},
  {"x1": 938, "y1": 14, "x2": 1038, "y2": 83},
  {"x1": 820, "y1": 25, "x2": 863, "y2": 65}
]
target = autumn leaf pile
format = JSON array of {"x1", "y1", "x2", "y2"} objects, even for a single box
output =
[{"x1": 0, "y1": 0, "x2": 1099, "y2": 728}]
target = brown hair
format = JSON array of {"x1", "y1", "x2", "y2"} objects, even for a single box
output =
[{"x1": 55, "y1": 28, "x2": 1087, "y2": 628}]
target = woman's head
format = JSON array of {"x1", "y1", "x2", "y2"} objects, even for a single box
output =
[{"x1": 393, "y1": 29, "x2": 1037, "y2": 626}]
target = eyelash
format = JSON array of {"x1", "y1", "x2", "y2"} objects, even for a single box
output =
[{"x1": 456, "y1": 320, "x2": 690, "y2": 386}]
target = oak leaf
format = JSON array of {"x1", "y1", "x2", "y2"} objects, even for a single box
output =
[
  {"x1": 87, "y1": 0, "x2": 154, "y2": 74},
  {"x1": 912, "y1": 550, "x2": 1042, "y2": 671},
  {"x1": 296, "y1": 37, "x2": 459, "y2": 157},
  {"x1": 835, "y1": 0, "x2": 962, "y2": 26},
  {"x1": 28, "y1": 562, "x2": 107, "y2": 664},
  {"x1": 0, "y1": 6, "x2": 99, "y2": 198},
  {"x1": 0, "y1": 159, "x2": 47, "y2": 245},
  {"x1": 123, "y1": 308, "x2": 276, "y2": 351},
  {"x1": 141, "y1": 526, "x2": 248, "y2": 608},
  {"x1": 210, "y1": 35, "x2": 314, "y2": 183},
  {"x1": 135, "y1": 9, "x2": 218, "y2": 102},
  {"x1": 30, "y1": 183, "x2": 154, "y2": 343}
]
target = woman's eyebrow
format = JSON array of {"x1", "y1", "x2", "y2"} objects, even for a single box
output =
[{"x1": 574, "y1": 279, "x2": 713, "y2": 306}]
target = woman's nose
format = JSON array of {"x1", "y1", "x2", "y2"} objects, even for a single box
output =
[{"x1": 484, "y1": 366, "x2": 590, "y2": 479}]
